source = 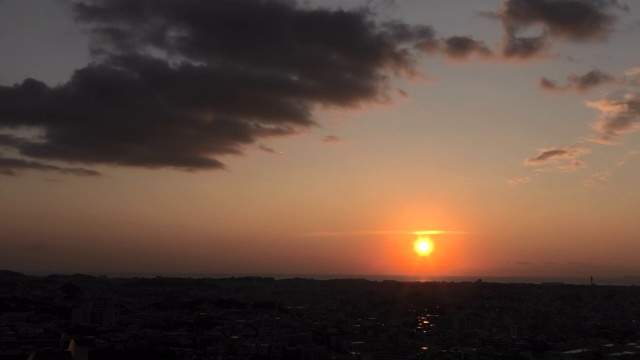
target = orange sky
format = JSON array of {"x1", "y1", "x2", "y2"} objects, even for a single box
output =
[{"x1": 1, "y1": 1, "x2": 640, "y2": 278}]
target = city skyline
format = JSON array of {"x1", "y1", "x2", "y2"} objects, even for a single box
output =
[{"x1": 1, "y1": 0, "x2": 640, "y2": 278}]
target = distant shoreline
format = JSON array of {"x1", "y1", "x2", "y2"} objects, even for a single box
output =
[{"x1": 7, "y1": 270, "x2": 640, "y2": 286}]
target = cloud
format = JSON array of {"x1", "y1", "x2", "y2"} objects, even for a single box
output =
[
  {"x1": 625, "y1": 66, "x2": 640, "y2": 85},
  {"x1": 539, "y1": 69, "x2": 619, "y2": 92},
  {"x1": 557, "y1": 160, "x2": 587, "y2": 171},
  {"x1": 508, "y1": 176, "x2": 531, "y2": 185},
  {"x1": 258, "y1": 144, "x2": 282, "y2": 155},
  {"x1": 0, "y1": 155, "x2": 100, "y2": 177},
  {"x1": 322, "y1": 135, "x2": 344, "y2": 144},
  {"x1": 617, "y1": 150, "x2": 640, "y2": 166},
  {"x1": 533, "y1": 160, "x2": 587, "y2": 172},
  {"x1": 584, "y1": 171, "x2": 610, "y2": 187},
  {"x1": 525, "y1": 146, "x2": 590, "y2": 165},
  {"x1": 539, "y1": 77, "x2": 561, "y2": 91},
  {"x1": 501, "y1": 34, "x2": 551, "y2": 60},
  {"x1": 586, "y1": 93, "x2": 640, "y2": 144},
  {"x1": 0, "y1": 0, "x2": 440, "y2": 173},
  {"x1": 536, "y1": 161, "x2": 586, "y2": 172},
  {"x1": 627, "y1": 67, "x2": 640, "y2": 76},
  {"x1": 438, "y1": 36, "x2": 492, "y2": 60},
  {"x1": 382, "y1": 22, "x2": 491, "y2": 62},
  {"x1": 497, "y1": 0, "x2": 623, "y2": 41},
  {"x1": 488, "y1": 0, "x2": 625, "y2": 59},
  {"x1": 305, "y1": 229, "x2": 470, "y2": 237}
]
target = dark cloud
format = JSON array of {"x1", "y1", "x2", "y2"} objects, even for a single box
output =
[
  {"x1": 382, "y1": 21, "x2": 439, "y2": 55},
  {"x1": 540, "y1": 69, "x2": 618, "y2": 91},
  {"x1": 489, "y1": 0, "x2": 625, "y2": 59},
  {"x1": 569, "y1": 70, "x2": 618, "y2": 90},
  {"x1": 439, "y1": 36, "x2": 492, "y2": 60},
  {"x1": 0, "y1": 133, "x2": 28, "y2": 148},
  {"x1": 502, "y1": 34, "x2": 550, "y2": 59},
  {"x1": 539, "y1": 77, "x2": 561, "y2": 90},
  {"x1": 0, "y1": 155, "x2": 100, "y2": 177},
  {"x1": 0, "y1": 0, "x2": 439, "y2": 172},
  {"x1": 382, "y1": 23, "x2": 490, "y2": 62},
  {"x1": 525, "y1": 146, "x2": 590, "y2": 165},
  {"x1": 498, "y1": 0, "x2": 622, "y2": 41}
]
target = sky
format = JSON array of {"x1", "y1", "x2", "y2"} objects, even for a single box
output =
[{"x1": 1, "y1": 0, "x2": 640, "y2": 278}]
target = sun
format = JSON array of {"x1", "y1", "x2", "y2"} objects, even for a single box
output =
[{"x1": 414, "y1": 237, "x2": 433, "y2": 256}]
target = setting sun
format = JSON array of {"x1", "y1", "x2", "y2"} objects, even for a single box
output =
[{"x1": 414, "y1": 237, "x2": 433, "y2": 256}]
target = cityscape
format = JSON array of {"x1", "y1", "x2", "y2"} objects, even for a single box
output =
[{"x1": 2, "y1": 270, "x2": 640, "y2": 359}]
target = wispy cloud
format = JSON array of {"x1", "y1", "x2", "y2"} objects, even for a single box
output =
[
  {"x1": 322, "y1": 135, "x2": 344, "y2": 144},
  {"x1": 586, "y1": 93, "x2": 640, "y2": 145},
  {"x1": 508, "y1": 176, "x2": 531, "y2": 185},
  {"x1": 583, "y1": 171, "x2": 610, "y2": 187},
  {"x1": 539, "y1": 70, "x2": 619, "y2": 92},
  {"x1": 617, "y1": 150, "x2": 640, "y2": 166},
  {"x1": 0, "y1": 155, "x2": 100, "y2": 177},
  {"x1": 258, "y1": 144, "x2": 282, "y2": 155},
  {"x1": 556, "y1": 160, "x2": 587, "y2": 171},
  {"x1": 304, "y1": 230, "x2": 470, "y2": 237},
  {"x1": 625, "y1": 66, "x2": 640, "y2": 85},
  {"x1": 525, "y1": 147, "x2": 590, "y2": 165},
  {"x1": 533, "y1": 160, "x2": 586, "y2": 172}
]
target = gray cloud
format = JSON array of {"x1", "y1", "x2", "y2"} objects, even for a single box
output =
[
  {"x1": 525, "y1": 146, "x2": 590, "y2": 165},
  {"x1": 502, "y1": 34, "x2": 550, "y2": 59},
  {"x1": 539, "y1": 77, "x2": 561, "y2": 90},
  {"x1": 489, "y1": 0, "x2": 625, "y2": 59},
  {"x1": 439, "y1": 36, "x2": 492, "y2": 60},
  {"x1": 0, "y1": 155, "x2": 100, "y2": 177},
  {"x1": 586, "y1": 93, "x2": 640, "y2": 144},
  {"x1": 540, "y1": 69, "x2": 619, "y2": 91},
  {"x1": 381, "y1": 23, "x2": 493, "y2": 62},
  {"x1": 0, "y1": 0, "x2": 439, "y2": 172}
]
